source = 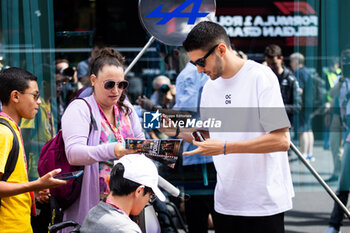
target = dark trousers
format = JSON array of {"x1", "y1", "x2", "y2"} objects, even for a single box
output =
[
  {"x1": 214, "y1": 211, "x2": 285, "y2": 233},
  {"x1": 329, "y1": 190, "x2": 349, "y2": 231},
  {"x1": 185, "y1": 195, "x2": 216, "y2": 233}
]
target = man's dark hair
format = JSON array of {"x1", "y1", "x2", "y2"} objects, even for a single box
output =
[
  {"x1": 0, "y1": 67, "x2": 37, "y2": 105},
  {"x1": 264, "y1": 44, "x2": 283, "y2": 59},
  {"x1": 109, "y1": 163, "x2": 152, "y2": 196},
  {"x1": 183, "y1": 21, "x2": 231, "y2": 52}
]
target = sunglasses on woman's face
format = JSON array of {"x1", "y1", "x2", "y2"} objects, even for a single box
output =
[
  {"x1": 103, "y1": 80, "x2": 129, "y2": 90},
  {"x1": 190, "y1": 44, "x2": 220, "y2": 68}
]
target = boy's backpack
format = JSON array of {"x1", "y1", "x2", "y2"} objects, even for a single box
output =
[
  {"x1": 38, "y1": 98, "x2": 97, "y2": 210},
  {"x1": 0, "y1": 118, "x2": 19, "y2": 207}
]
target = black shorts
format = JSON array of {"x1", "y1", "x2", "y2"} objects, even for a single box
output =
[{"x1": 214, "y1": 211, "x2": 285, "y2": 233}]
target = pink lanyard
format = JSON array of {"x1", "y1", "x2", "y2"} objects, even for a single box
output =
[
  {"x1": 97, "y1": 104, "x2": 123, "y2": 143},
  {"x1": 106, "y1": 198, "x2": 127, "y2": 215}
]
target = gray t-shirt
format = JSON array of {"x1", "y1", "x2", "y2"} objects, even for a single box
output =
[{"x1": 80, "y1": 201, "x2": 141, "y2": 233}]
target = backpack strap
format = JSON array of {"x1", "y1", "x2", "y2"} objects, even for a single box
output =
[
  {"x1": 0, "y1": 118, "x2": 20, "y2": 207},
  {"x1": 75, "y1": 98, "x2": 97, "y2": 133}
]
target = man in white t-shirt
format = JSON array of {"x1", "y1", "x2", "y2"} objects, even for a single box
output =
[{"x1": 178, "y1": 21, "x2": 294, "y2": 233}]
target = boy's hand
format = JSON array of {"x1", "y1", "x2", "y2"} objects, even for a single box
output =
[{"x1": 35, "y1": 169, "x2": 67, "y2": 190}]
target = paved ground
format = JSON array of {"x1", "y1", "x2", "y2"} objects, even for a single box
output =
[{"x1": 285, "y1": 143, "x2": 350, "y2": 233}]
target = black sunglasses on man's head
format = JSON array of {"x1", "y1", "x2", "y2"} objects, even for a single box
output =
[{"x1": 190, "y1": 44, "x2": 219, "y2": 68}]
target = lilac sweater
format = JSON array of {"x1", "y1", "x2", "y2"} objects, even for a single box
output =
[{"x1": 61, "y1": 95, "x2": 144, "y2": 227}]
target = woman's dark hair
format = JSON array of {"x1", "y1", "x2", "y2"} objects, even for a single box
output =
[
  {"x1": 89, "y1": 48, "x2": 130, "y2": 114},
  {"x1": 0, "y1": 67, "x2": 37, "y2": 105},
  {"x1": 109, "y1": 163, "x2": 152, "y2": 196}
]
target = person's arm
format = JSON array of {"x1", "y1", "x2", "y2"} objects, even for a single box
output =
[
  {"x1": 157, "y1": 111, "x2": 209, "y2": 143},
  {"x1": 136, "y1": 95, "x2": 184, "y2": 117},
  {"x1": 0, "y1": 168, "x2": 66, "y2": 198},
  {"x1": 293, "y1": 78, "x2": 302, "y2": 113},
  {"x1": 183, "y1": 127, "x2": 290, "y2": 156},
  {"x1": 329, "y1": 77, "x2": 344, "y2": 99},
  {"x1": 62, "y1": 99, "x2": 134, "y2": 166}
]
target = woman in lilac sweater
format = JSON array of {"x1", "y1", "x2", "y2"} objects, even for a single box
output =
[{"x1": 61, "y1": 48, "x2": 145, "y2": 227}]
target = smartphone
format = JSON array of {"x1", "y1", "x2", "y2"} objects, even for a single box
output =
[
  {"x1": 54, "y1": 170, "x2": 84, "y2": 180},
  {"x1": 192, "y1": 131, "x2": 205, "y2": 142}
]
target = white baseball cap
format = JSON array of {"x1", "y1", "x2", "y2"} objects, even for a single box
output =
[{"x1": 116, "y1": 154, "x2": 166, "y2": 201}]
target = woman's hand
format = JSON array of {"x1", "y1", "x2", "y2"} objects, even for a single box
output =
[
  {"x1": 183, "y1": 138, "x2": 225, "y2": 156},
  {"x1": 114, "y1": 143, "x2": 137, "y2": 159}
]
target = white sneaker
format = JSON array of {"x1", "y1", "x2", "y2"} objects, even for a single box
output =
[
  {"x1": 324, "y1": 226, "x2": 341, "y2": 233},
  {"x1": 306, "y1": 155, "x2": 316, "y2": 162},
  {"x1": 302, "y1": 153, "x2": 308, "y2": 160}
]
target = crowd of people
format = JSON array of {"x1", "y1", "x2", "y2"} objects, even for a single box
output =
[{"x1": 0, "y1": 21, "x2": 349, "y2": 233}]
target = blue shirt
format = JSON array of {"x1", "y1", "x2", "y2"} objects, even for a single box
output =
[
  {"x1": 294, "y1": 66, "x2": 313, "y2": 108},
  {"x1": 173, "y1": 62, "x2": 212, "y2": 165}
]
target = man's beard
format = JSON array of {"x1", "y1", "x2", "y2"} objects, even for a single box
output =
[{"x1": 210, "y1": 55, "x2": 223, "y2": 80}]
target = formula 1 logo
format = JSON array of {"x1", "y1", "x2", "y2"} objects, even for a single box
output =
[
  {"x1": 274, "y1": 1, "x2": 316, "y2": 15},
  {"x1": 146, "y1": 0, "x2": 209, "y2": 25}
]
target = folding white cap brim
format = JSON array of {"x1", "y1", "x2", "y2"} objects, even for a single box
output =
[{"x1": 117, "y1": 154, "x2": 166, "y2": 202}]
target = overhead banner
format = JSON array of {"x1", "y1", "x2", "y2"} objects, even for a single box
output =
[
  {"x1": 215, "y1": 1, "x2": 318, "y2": 47},
  {"x1": 215, "y1": 15, "x2": 318, "y2": 37}
]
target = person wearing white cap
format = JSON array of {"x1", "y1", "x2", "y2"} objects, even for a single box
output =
[{"x1": 80, "y1": 154, "x2": 165, "y2": 233}]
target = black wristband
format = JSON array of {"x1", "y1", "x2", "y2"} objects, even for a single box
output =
[{"x1": 173, "y1": 126, "x2": 180, "y2": 138}]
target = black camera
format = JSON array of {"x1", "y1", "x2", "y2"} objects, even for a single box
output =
[
  {"x1": 159, "y1": 84, "x2": 170, "y2": 93},
  {"x1": 62, "y1": 67, "x2": 75, "y2": 77},
  {"x1": 56, "y1": 67, "x2": 74, "y2": 77},
  {"x1": 56, "y1": 67, "x2": 75, "y2": 83}
]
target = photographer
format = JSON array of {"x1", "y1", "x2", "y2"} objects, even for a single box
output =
[
  {"x1": 55, "y1": 59, "x2": 78, "y2": 129},
  {"x1": 149, "y1": 75, "x2": 176, "y2": 109},
  {"x1": 136, "y1": 75, "x2": 175, "y2": 140}
]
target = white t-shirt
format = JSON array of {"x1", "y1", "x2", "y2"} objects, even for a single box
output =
[{"x1": 200, "y1": 60, "x2": 294, "y2": 216}]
